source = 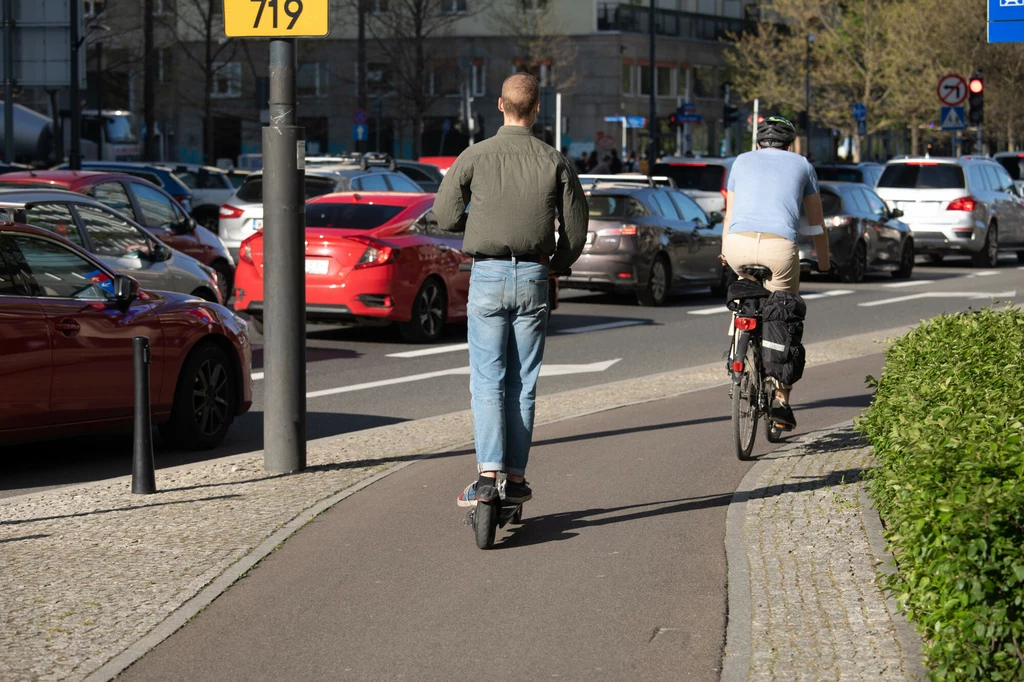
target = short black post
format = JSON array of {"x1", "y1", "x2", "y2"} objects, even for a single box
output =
[{"x1": 132, "y1": 336, "x2": 156, "y2": 494}]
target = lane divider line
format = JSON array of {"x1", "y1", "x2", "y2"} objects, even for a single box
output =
[
  {"x1": 859, "y1": 290, "x2": 1017, "y2": 308},
  {"x1": 687, "y1": 289, "x2": 854, "y2": 316},
  {"x1": 387, "y1": 343, "x2": 469, "y2": 359},
  {"x1": 555, "y1": 319, "x2": 646, "y2": 335},
  {"x1": 967, "y1": 270, "x2": 1000, "y2": 278},
  {"x1": 883, "y1": 280, "x2": 934, "y2": 289}
]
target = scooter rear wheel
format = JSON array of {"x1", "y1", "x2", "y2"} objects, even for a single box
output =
[{"x1": 474, "y1": 502, "x2": 498, "y2": 549}]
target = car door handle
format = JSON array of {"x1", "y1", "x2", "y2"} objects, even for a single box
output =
[
  {"x1": 54, "y1": 319, "x2": 80, "y2": 336},
  {"x1": 438, "y1": 244, "x2": 450, "y2": 252}
]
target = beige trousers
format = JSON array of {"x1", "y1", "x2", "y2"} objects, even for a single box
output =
[{"x1": 722, "y1": 231, "x2": 800, "y2": 294}]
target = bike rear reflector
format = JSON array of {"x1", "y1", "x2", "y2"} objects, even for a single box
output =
[
  {"x1": 947, "y1": 196, "x2": 978, "y2": 212},
  {"x1": 734, "y1": 317, "x2": 757, "y2": 331},
  {"x1": 731, "y1": 360, "x2": 744, "y2": 372}
]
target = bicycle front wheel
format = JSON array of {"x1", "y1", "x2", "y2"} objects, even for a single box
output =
[{"x1": 732, "y1": 342, "x2": 759, "y2": 461}]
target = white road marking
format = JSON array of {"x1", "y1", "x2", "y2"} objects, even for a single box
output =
[
  {"x1": 883, "y1": 280, "x2": 934, "y2": 288},
  {"x1": 556, "y1": 320, "x2": 646, "y2": 334},
  {"x1": 387, "y1": 343, "x2": 469, "y2": 358},
  {"x1": 304, "y1": 359, "x2": 622, "y2": 399},
  {"x1": 968, "y1": 270, "x2": 1000, "y2": 277},
  {"x1": 687, "y1": 289, "x2": 853, "y2": 316},
  {"x1": 859, "y1": 290, "x2": 1017, "y2": 308},
  {"x1": 252, "y1": 371, "x2": 265, "y2": 381}
]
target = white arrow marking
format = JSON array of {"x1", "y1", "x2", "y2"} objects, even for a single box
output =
[
  {"x1": 303, "y1": 359, "x2": 621, "y2": 398},
  {"x1": 688, "y1": 289, "x2": 853, "y2": 315},
  {"x1": 883, "y1": 279, "x2": 934, "y2": 288},
  {"x1": 859, "y1": 291, "x2": 1017, "y2": 308}
]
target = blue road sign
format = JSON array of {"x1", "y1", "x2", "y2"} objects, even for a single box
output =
[
  {"x1": 626, "y1": 116, "x2": 647, "y2": 128},
  {"x1": 604, "y1": 115, "x2": 622, "y2": 123},
  {"x1": 857, "y1": 119, "x2": 867, "y2": 137},
  {"x1": 442, "y1": 118, "x2": 451, "y2": 134},
  {"x1": 989, "y1": 0, "x2": 1024, "y2": 42},
  {"x1": 682, "y1": 102, "x2": 696, "y2": 113},
  {"x1": 940, "y1": 106, "x2": 967, "y2": 131},
  {"x1": 354, "y1": 123, "x2": 368, "y2": 141},
  {"x1": 852, "y1": 103, "x2": 867, "y2": 121},
  {"x1": 679, "y1": 114, "x2": 702, "y2": 124}
]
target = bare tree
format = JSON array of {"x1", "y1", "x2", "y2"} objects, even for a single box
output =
[{"x1": 488, "y1": 0, "x2": 580, "y2": 92}]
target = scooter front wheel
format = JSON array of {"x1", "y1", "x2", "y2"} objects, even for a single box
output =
[{"x1": 474, "y1": 502, "x2": 498, "y2": 549}]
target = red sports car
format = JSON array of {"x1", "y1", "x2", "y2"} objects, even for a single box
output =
[
  {"x1": 233, "y1": 192, "x2": 473, "y2": 342},
  {"x1": 0, "y1": 221, "x2": 252, "y2": 449}
]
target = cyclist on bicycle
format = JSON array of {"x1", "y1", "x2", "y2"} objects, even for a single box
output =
[{"x1": 720, "y1": 116, "x2": 831, "y2": 428}]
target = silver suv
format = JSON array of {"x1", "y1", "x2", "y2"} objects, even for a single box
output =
[
  {"x1": 217, "y1": 162, "x2": 423, "y2": 258},
  {"x1": 875, "y1": 156, "x2": 1024, "y2": 267}
]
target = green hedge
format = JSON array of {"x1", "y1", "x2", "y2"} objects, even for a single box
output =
[{"x1": 859, "y1": 307, "x2": 1024, "y2": 681}]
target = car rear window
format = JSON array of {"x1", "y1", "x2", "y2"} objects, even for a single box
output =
[
  {"x1": 821, "y1": 190, "x2": 843, "y2": 217},
  {"x1": 814, "y1": 167, "x2": 864, "y2": 183},
  {"x1": 996, "y1": 157, "x2": 1023, "y2": 180},
  {"x1": 306, "y1": 204, "x2": 406, "y2": 229},
  {"x1": 878, "y1": 164, "x2": 965, "y2": 189},
  {"x1": 235, "y1": 175, "x2": 338, "y2": 203},
  {"x1": 586, "y1": 195, "x2": 647, "y2": 218},
  {"x1": 652, "y1": 163, "x2": 725, "y2": 192}
]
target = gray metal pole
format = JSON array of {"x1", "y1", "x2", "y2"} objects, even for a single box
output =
[
  {"x1": 69, "y1": 0, "x2": 81, "y2": 169},
  {"x1": 263, "y1": 38, "x2": 306, "y2": 473},
  {"x1": 3, "y1": 0, "x2": 13, "y2": 163},
  {"x1": 96, "y1": 42, "x2": 104, "y2": 160}
]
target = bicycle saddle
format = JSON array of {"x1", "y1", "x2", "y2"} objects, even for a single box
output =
[{"x1": 740, "y1": 265, "x2": 773, "y2": 281}]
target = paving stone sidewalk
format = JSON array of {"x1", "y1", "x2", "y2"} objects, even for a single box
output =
[{"x1": 722, "y1": 423, "x2": 927, "y2": 682}]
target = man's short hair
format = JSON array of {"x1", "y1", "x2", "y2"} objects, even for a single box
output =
[{"x1": 501, "y1": 73, "x2": 540, "y2": 120}]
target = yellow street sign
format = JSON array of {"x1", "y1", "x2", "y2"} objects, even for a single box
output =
[{"x1": 223, "y1": 0, "x2": 329, "y2": 38}]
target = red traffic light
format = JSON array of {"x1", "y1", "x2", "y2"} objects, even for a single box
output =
[{"x1": 969, "y1": 78, "x2": 984, "y2": 94}]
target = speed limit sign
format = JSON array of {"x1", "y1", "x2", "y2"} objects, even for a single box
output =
[{"x1": 937, "y1": 74, "x2": 968, "y2": 106}]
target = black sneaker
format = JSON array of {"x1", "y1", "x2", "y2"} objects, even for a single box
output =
[
  {"x1": 770, "y1": 399, "x2": 797, "y2": 428},
  {"x1": 503, "y1": 480, "x2": 532, "y2": 504}
]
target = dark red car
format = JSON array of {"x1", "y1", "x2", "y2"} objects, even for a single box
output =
[
  {"x1": 0, "y1": 171, "x2": 236, "y2": 300},
  {"x1": 0, "y1": 221, "x2": 252, "y2": 449}
]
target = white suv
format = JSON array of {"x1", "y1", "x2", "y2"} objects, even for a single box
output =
[{"x1": 875, "y1": 156, "x2": 1024, "y2": 267}]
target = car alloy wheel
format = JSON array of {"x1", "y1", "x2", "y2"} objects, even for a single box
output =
[
  {"x1": 400, "y1": 278, "x2": 446, "y2": 343},
  {"x1": 192, "y1": 357, "x2": 231, "y2": 437},
  {"x1": 839, "y1": 242, "x2": 867, "y2": 284},
  {"x1": 637, "y1": 256, "x2": 670, "y2": 306},
  {"x1": 972, "y1": 225, "x2": 998, "y2": 268},
  {"x1": 893, "y1": 241, "x2": 914, "y2": 279}
]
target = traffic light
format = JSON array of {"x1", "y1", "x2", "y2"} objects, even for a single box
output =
[
  {"x1": 669, "y1": 108, "x2": 684, "y2": 128},
  {"x1": 724, "y1": 103, "x2": 740, "y2": 126},
  {"x1": 969, "y1": 71, "x2": 984, "y2": 125}
]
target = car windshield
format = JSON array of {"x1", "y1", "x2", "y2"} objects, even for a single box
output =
[
  {"x1": 878, "y1": 164, "x2": 965, "y2": 189},
  {"x1": 235, "y1": 175, "x2": 337, "y2": 203},
  {"x1": 652, "y1": 163, "x2": 724, "y2": 192},
  {"x1": 996, "y1": 157, "x2": 1023, "y2": 180},
  {"x1": 104, "y1": 115, "x2": 137, "y2": 143},
  {"x1": 306, "y1": 204, "x2": 406, "y2": 229},
  {"x1": 587, "y1": 195, "x2": 645, "y2": 218},
  {"x1": 815, "y1": 167, "x2": 864, "y2": 183}
]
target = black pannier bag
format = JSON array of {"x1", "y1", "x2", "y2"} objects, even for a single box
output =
[
  {"x1": 726, "y1": 278, "x2": 770, "y2": 316},
  {"x1": 760, "y1": 290, "x2": 807, "y2": 385}
]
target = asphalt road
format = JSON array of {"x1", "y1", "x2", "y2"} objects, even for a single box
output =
[
  {"x1": 2, "y1": 255, "x2": 1021, "y2": 498},
  {"x1": 117, "y1": 353, "x2": 883, "y2": 682}
]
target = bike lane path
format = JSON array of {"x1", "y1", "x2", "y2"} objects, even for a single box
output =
[{"x1": 119, "y1": 353, "x2": 883, "y2": 682}]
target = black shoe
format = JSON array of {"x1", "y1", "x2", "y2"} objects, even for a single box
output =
[
  {"x1": 503, "y1": 480, "x2": 532, "y2": 504},
  {"x1": 474, "y1": 476, "x2": 499, "y2": 504},
  {"x1": 770, "y1": 399, "x2": 797, "y2": 428}
]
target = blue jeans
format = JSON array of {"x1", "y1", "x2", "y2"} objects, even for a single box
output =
[{"x1": 467, "y1": 259, "x2": 549, "y2": 476}]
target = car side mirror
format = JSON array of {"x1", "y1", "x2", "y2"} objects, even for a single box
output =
[
  {"x1": 889, "y1": 208, "x2": 904, "y2": 220},
  {"x1": 175, "y1": 217, "x2": 196, "y2": 234},
  {"x1": 114, "y1": 274, "x2": 139, "y2": 306},
  {"x1": 708, "y1": 211, "x2": 724, "y2": 226}
]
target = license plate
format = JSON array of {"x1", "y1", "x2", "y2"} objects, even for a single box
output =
[
  {"x1": 304, "y1": 259, "x2": 329, "y2": 275},
  {"x1": 251, "y1": 219, "x2": 263, "y2": 231}
]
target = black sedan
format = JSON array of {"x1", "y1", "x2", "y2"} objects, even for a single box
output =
[{"x1": 798, "y1": 181, "x2": 914, "y2": 283}]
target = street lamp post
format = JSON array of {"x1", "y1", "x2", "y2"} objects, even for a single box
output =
[{"x1": 805, "y1": 33, "x2": 815, "y2": 158}]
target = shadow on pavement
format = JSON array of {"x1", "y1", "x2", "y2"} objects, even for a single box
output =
[
  {"x1": 496, "y1": 467, "x2": 865, "y2": 548},
  {"x1": 1, "y1": 494, "x2": 242, "y2": 526},
  {"x1": 0, "y1": 534, "x2": 50, "y2": 544},
  {"x1": 251, "y1": 345, "x2": 364, "y2": 371},
  {"x1": 794, "y1": 393, "x2": 874, "y2": 411}
]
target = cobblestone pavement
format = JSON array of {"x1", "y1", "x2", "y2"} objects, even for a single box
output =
[
  {"x1": 723, "y1": 424, "x2": 926, "y2": 681},
  {"x1": 0, "y1": 326, "x2": 910, "y2": 682}
]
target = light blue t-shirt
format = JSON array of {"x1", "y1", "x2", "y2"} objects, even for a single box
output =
[{"x1": 726, "y1": 148, "x2": 822, "y2": 242}]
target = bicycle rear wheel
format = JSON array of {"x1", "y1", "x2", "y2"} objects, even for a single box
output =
[{"x1": 732, "y1": 342, "x2": 760, "y2": 461}]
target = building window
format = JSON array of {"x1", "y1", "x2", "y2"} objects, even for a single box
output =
[
  {"x1": 429, "y1": 64, "x2": 461, "y2": 98},
  {"x1": 211, "y1": 62, "x2": 242, "y2": 98},
  {"x1": 639, "y1": 64, "x2": 651, "y2": 97},
  {"x1": 520, "y1": 0, "x2": 547, "y2": 10},
  {"x1": 441, "y1": 0, "x2": 467, "y2": 13},
  {"x1": 361, "y1": 62, "x2": 394, "y2": 95},
  {"x1": 621, "y1": 62, "x2": 632, "y2": 95},
  {"x1": 472, "y1": 62, "x2": 486, "y2": 97},
  {"x1": 154, "y1": 0, "x2": 171, "y2": 14},
  {"x1": 83, "y1": 0, "x2": 105, "y2": 17},
  {"x1": 693, "y1": 65, "x2": 716, "y2": 99},
  {"x1": 678, "y1": 65, "x2": 691, "y2": 98},
  {"x1": 656, "y1": 65, "x2": 673, "y2": 97},
  {"x1": 298, "y1": 63, "x2": 328, "y2": 99}
]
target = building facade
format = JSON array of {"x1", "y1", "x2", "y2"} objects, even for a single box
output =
[{"x1": 83, "y1": 0, "x2": 755, "y2": 166}]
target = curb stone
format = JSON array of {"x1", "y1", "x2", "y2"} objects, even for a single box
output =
[{"x1": 720, "y1": 421, "x2": 927, "y2": 682}]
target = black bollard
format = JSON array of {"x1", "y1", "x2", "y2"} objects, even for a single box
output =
[{"x1": 132, "y1": 336, "x2": 156, "y2": 494}]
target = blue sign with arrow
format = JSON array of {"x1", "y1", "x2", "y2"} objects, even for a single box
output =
[
  {"x1": 354, "y1": 123, "x2": 368, "y2": 142},
  {"x1": 852, "y1": 103, "x2": 867, "y2": 121},
  {"x1": 989, "y1": 0, "x2": 1024, "y2": 43},
  {"x1": 940, "y1": 106, "x2": 967, "y2": 131}
]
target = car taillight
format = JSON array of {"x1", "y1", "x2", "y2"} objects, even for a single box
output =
[
  {"x1": 597, "y1": 224, "x2": 638, "y2": 236},
  {"x1": 219, "y1": 204, "x2": 244, "y2": 219},
  {"x1": 947, "y1": 196, "x2": 978, "y2": 212},
  {"x1": 351, "y1": 237, "x2": 398, "y2": 269},
  {"x1": 239, "y1": 235, "x2": 256, "y2": 264},
  {"x1": 721, "y1": 188, "x2": 728, "y2": 210},
  {"x1": 734, "y1": 317, "x2": 757, "y2": 331}
]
